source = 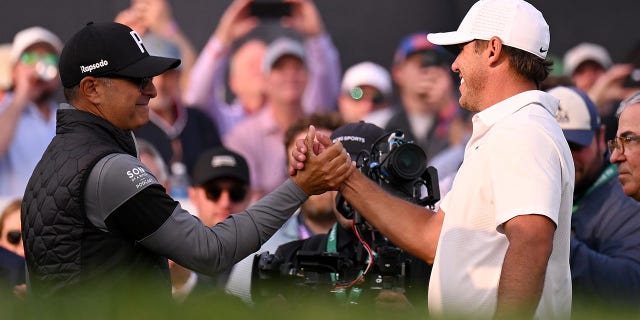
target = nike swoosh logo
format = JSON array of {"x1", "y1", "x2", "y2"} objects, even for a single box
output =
[{"x1": 539, "y1": 47, "x2": 548, "y2": 53}]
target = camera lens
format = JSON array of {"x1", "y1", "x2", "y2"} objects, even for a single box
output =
[{"x1": 387, "y1": 144, "x2": 426, "y2": 180}]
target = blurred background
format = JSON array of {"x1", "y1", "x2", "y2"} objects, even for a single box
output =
[{"x1": 0, "y1": 0, "x2": 638, "y2": 72}]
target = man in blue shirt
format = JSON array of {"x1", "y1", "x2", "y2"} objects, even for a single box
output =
[{"x1": 550, "y1": 86, "x2": 640, "y2": 307}]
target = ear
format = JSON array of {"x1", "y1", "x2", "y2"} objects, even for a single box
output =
[
  {"x1": 79, "y1": 77, "x2": 102, "y2": 105},
  {"x1": 487, "y1": 36, "x2": 504, "y2": 65},
  {"x1": 597, "y1": 125, "x2": 607, "y2": 149}
]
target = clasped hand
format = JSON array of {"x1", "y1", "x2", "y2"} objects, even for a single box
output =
[{"x1": 290, "y1": 125, "x2": 354, "y2": 195}]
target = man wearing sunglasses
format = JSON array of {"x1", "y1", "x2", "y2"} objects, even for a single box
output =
[
  {"x1": 21, "y1": 21, "x2": 351, "y2": 299},
  {"x1": 337, "y1": 61, "x2": 393, "y2": 126},
  {"x1": 0, "y1": 26, "x2": 63, "y2": 199},
  {"x1": 549, "y1": 86, "x2": 640, "y2": 308},
  {"x1": 189, "y1": 147, "x2": 250, "y2": 227}
]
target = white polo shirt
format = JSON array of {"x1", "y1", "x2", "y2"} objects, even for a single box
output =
[{"x1": 430, "y1": 90, "x2": 574, "y2": 319}]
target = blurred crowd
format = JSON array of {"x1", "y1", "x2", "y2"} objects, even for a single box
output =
[{"x1": 2, "y1": 0, "x2": 640, "y2": 316}]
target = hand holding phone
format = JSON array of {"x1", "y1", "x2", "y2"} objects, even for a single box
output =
[{"x1": 249, "y1": 1, "x2": 292, "y2": 19}]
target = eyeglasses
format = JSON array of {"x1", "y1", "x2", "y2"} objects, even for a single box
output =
[
  {"x1": 204, "y1": 182, "x2": 248, "y2": 203},
  {"x1": 20, "y1": 52, "x2": 58, "y2": 65},
  {"x1": 349, "y1": 87, "x2": 385, "y2": 105},
  {"x1": 6, "y1": 230, "x2": 21, "y2": 245},
  {"x1": 607, "y1": 135, "x2": 640, "y2": 155}
]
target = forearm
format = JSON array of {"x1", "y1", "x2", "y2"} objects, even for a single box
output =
[
  {"x1": 140, "y1": 179, "x2": 307, "y2": 275},
  {"x1": 183, "y1": 36, "x2": 230, "y2": 111},
  {"x1": 0, "y1": 98, "x2": 29, "y2": 156},
  {"x1": 571, "y1": 238, "x2": 640, "y2": 296},
  {"x1": 496, "y1": 238, "x2": 549, "y2": 318},
  {"x1": 302, "y1": 34, "x2": 341, "y2": 112},
  {"x1": 341, "y1": 170, "x2": 441, "y2": 263}
]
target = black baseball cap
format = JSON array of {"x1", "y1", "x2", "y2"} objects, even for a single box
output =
[
  {"x1": 192, "y1": 147, "x2": 250, "y2": 186},
  {"x1": 59, "y1": 22, "x2": 181, "y2": 88},
  {"x1": 330, "y1": 121, "x2": 386, "y2": 161}
]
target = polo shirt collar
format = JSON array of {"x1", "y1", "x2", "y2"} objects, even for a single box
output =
[{"x1": 475, "y1": 90, "x2": 559, "y2": 127}]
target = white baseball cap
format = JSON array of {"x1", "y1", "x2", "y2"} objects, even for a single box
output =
[
  {"x1": 427, "y1": 0, "x2": 550, "y2": 59},
  {"x1": 563, "y1": 43, "x2": 612, "y2": 76},
  {"x1": 10, "y1": 26, "x2": 63, "y2": 64},
  {"x1": 548, "y1": 86, "x2": 600, "y2": 147},
  {"x1": 341, "y1": 61, "x2": 392, "y2": 97}
]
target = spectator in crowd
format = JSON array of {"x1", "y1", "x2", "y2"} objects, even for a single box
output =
[
  {"x1": 133, "y1": 35, "x2": 222, "y2": 176},
  {"x1": 609, "y1": 91, "x2": 640, "y2": 201},
  {"x1": 0, "y1": 26, "x2": 63, "y2": 198},
  {"x1": 137, "y1": 138, "x2": 170, "y2": 189},
  {"x1": 21, "y1": 21, "x2": 352, "y2": 299},
  {"x1": 563, "y1": 43, "x2": 613, "y2": 94},
  {"x1": 224, "y1": 36, "x2": 321, "y2": 202},
  {"x1": 0, "y1": 199, "x2": 26, "y2": 297},
  {"x1": 115, "y1": 0, "x2": 197, "y2": 91},
  {"x1": 225, "y1": 112, "x2": 343, "y2": 303},
  {"x1": 0, "y1": 43, "x2": 12, "y2": 100},
  {"x1": 184, "y1": 0, "x2": 341, "y2": 137},
  {"x1": 385, "y1": 32, "x2": 460, "y2": 161},
  {"x1": 549, "y1": 86, "x2": 640, "y2": 308},
  {"x1": 291, "y1": 0, "x2": 573, "y2": 318},
  {"x1": 188, "y1": 147, "x2": 250, "y2": 227},
  {"x1": 338, "y1": 61, "x2": 393, "y2": 127}
]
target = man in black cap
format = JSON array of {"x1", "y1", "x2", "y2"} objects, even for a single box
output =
[
  {"x1": 20, "y1": 22, "x2": 352, "y2": 299},
  {"x1": 188, "y1": 146, "x2": 251, "y2": 227}
]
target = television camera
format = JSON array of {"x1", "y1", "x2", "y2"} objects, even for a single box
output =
[{"x1": 252, "y1": 130, "x2": 440, "y2": 305}]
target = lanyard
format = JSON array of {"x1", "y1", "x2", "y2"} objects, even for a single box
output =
[
  {"x1": 572, "y1": 164, "x2": 617, "y2": 214},
  {"x1": 327, "y1": 224, "x2": 363, "y2": 303}
]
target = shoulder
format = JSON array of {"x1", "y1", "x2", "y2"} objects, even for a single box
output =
[{"x1": 86, "y1": 153, "x2": 161, "y2": 213}]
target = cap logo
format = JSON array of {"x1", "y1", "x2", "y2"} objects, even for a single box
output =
[
  {"x1": 555, "y1": 105, "x2": 570, "y2": 123},
  {"x1": 211, "y1": 155, "x2": 236, "y2": 168},
  {"x1": 80, "y1": 59, "x2": 109, "y2": 73},
  {"x1": 333, "y1": 135, "x2": 366, "y2": 144},
  {"x1": 129, "y1": 31, "x2": 145, "y2": 53}
]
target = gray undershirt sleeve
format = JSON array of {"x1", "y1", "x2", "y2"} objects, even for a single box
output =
[{"x1": 139, "y1": 179, "x2": 308, "y2": 275}]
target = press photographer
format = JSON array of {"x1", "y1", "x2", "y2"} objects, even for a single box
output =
[{"x1": 252, "y1": 121, "x2": 439, "y2": 311}]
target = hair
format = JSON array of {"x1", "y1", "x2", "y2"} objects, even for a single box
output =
[
  {"x1": 283, "y1": 112, "x2": 345, "y2": 151},
  {"x1": 63, "y1": 85, "x2": 80, "y2": 102},
  {"x1": 616, "y1": 91, "x2": 640, "y2": 118},
  {"x1": 474, "y1": 40, "x2": 553, "y2": 88},
  {"x1": 0, "y1": 198, "x2": 21, "y2": 234},
  {"x1": 63, "y1": 78, "x2": 113, "y2": 103},
  {"x1": 136, "y1": 139, "x2": 169, "y2": 184}
]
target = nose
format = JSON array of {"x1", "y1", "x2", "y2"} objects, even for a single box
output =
[
  {"x1": 217, "y1": 190, "x2": 232, "y2": 209},
  {"x1": 610, "y1": 148, "x2": 624, "y2": 164},
  {"x1": 142, "y1": 78, "x2": 157, "y2": 98}
]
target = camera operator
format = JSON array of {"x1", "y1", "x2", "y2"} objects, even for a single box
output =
[{"x1": 253, "y1": 121, "x2": 432, "y2": 312}]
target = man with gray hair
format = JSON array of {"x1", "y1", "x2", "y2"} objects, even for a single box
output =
[
  {"x1": 609, "y1": 91, "x2": 640, "y2": 201},
  {"x1": 549, "y1": 86, "x2": 640, "y2": 308}
]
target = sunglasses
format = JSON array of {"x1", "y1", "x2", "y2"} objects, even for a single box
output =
[
  {"x1": 106, "y1": 76, "x2": 153, "y2": 91},
  {"x1": 203, "y1": 182, "x2": 248, "y2": 203},
  {"x1": 6, "y1": 230, "x2": 21, "y2": 245},
  {"x1": 20, "y1": 52, "x2": 58, "y2": 65}
]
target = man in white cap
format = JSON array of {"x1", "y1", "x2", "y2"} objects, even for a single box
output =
[
  {"x1": 563, "y1": 43, "x2": 612, "y2": 93},
  {"x1": 291, "y1": 0, "x2": 574, "y2": 318},
  {"x1": 337, "y1": 61, "x2": 393, "y2": 126},
  {"x1": 0, "y1": 26, "x2": 63, "y2": 198},
  {"x1": 549, "y1": 86, "x2": 640, "y2": 309}
]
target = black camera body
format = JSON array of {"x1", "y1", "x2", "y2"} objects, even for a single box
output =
[{"x1": 252, "y1": 131, "x2": 438, "y2": 305}]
